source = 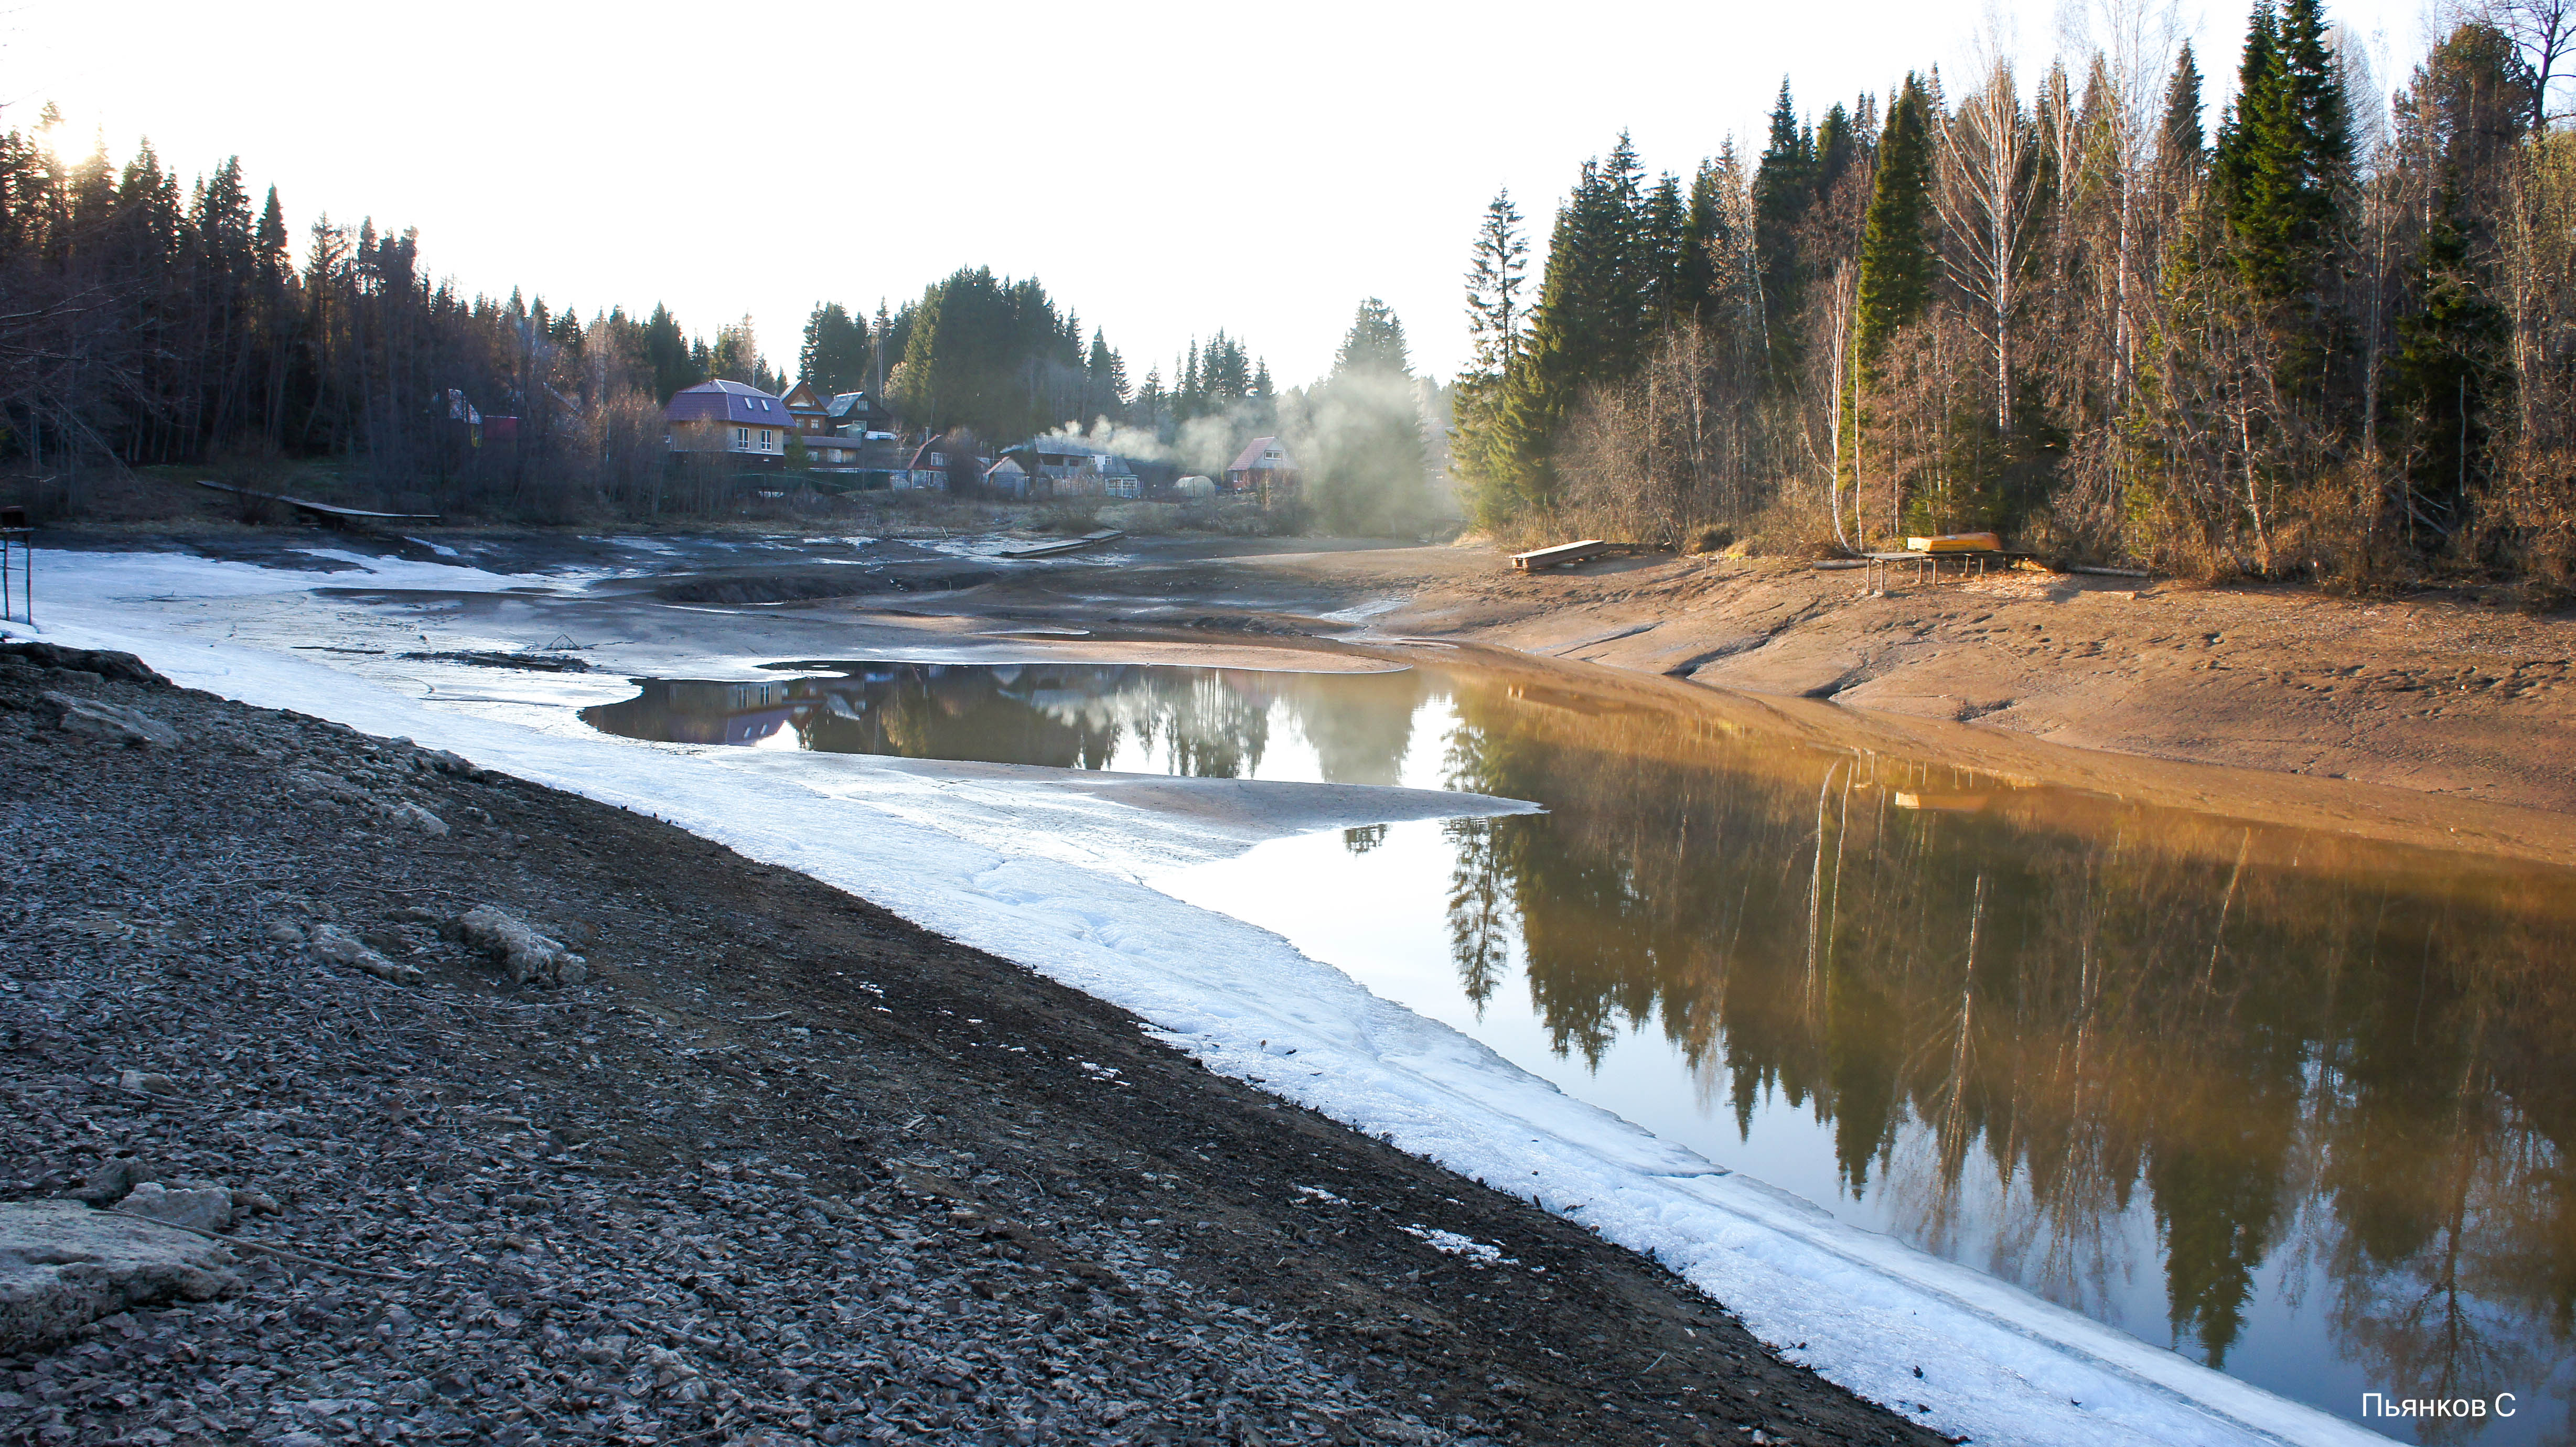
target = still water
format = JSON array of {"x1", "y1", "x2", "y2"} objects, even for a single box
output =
[{"x1": 586, "y1": 657, "x2": 2576, "y2": 1442}]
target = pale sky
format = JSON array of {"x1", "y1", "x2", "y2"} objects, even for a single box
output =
[{"x1": 7, "y1": 0, "x2": 2428, "y2": 390}]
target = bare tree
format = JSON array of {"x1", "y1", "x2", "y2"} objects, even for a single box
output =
[{"x1": 1935, "y1": 52, "x2": 2042, "y2": 437}]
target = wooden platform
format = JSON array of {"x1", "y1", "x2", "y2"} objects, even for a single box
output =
[
  {"x1": 998, "y1": 529, "x2": 1125, "y2": 560},
  {"x1": 199, "y1": 481, "x2": 439, "y2": 526},
  {"x1": 1511, "y1": 539, "x2": 1609, "y2": 572}
]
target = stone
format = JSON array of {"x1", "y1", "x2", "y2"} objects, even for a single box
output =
[
  {"x1": 286, "y1": 768, "x2": 367, "y2": 806},
  {"x1": 0, "y1": 1201, "x2": 240, "y2": 1350},
  {"x1": 307, "y1": 924, "x2": 423, "y2": 986},
  {"x1": 117, "y1": 1183, "x2": 234, "y2": 1233},
  {"x1": 38, "y1": 691, "x2": 180, "y2": 748},
  {"x1": 63, "y1": 1159, "x2": 151, "y2": 1208},
  {"x1": 117, "y1": 1069, "x2": 180, "y2": 1096},
  {"x1": 266, "y1": 920, "x2": 307, "y2": 944},
  {"x1": 388, "y1": 801, "x2": 449, "y2": 837},
  {"x1": 448, "y1": 905, "x2": 588, "y2": 987}
]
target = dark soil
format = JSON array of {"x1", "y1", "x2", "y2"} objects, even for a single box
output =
[{"x1": 0, "y1": 643, "x2": 1947, "y2": 1447}]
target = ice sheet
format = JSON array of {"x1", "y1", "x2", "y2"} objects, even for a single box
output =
[{"x1": 14, "y1": 547, "x2": 2387, "y2": 1447}]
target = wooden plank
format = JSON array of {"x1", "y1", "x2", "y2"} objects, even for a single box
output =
[
  {"x1": 997, "y1": 529, "x2": 1125, "y2": 560},
  {"x1": 1510, "y1": 539, "x2": 1609, "y2": 571},
  {"x1": 1905, "y1": 531, "x2": 2004, "y2": 553},
  {"x1": 198, "y1": 480, "x2": 439, "y2": 522}
]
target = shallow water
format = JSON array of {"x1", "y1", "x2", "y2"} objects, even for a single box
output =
[{"x1": 586, "y1": 657, "x2": 2576, "y2": 1443}]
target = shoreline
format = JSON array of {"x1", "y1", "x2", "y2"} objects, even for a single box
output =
[{"x1": 0, "y1": 643, "x2": 1938, "y2": 1447}]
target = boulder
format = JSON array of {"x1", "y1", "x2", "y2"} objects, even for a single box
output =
[
  {"x1": 306, "y1": 924, "x2": 423, "y2": 985},
  {"x1": 39, "y1": 691, "x2": 180, "y2": 748},
  {"x1": 0, "y1": 643, "x2": 167, "y2": 685},
  {"x1": 117, "y1": 1182, "x2": 235, "y2": 1233},
  {"x1": 448, "y1": 905, "x2": 588, "y2": 987},
  {"x1": 0, "y1": 1201, "x2": 240, "y2": 1351}
]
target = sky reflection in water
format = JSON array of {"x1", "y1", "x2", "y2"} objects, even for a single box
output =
[{"x1": 585, "y1": 658, "x2": 2576, "y2": 1443}]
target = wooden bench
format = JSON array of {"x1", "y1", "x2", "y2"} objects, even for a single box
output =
[{"x1": 1511, "y1": 539, "x2": 1609, "y2": 572}]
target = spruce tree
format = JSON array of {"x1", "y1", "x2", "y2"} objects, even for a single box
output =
[
  {"x1": 1641, "y1": 172, "x2": 1687, "y2": 321},
  {"x1": 2213, "y1": 0, "x2": 2349, "y2": 303},
  {"x1": 1464, "y1": 189, "x2": 1529, "y2": 375},
  {"x1": 2162, "y1": 43, "x2": 2206, "y2": 175},
  {"x1": 1857, "y1": 73, "x2": 1937, "y2": 362},
  {"x1": 1676, "y1": 160, "x2": 1728, "y2": 322}
]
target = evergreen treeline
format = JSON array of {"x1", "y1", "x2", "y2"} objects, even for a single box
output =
[{"x1": 1453, "y1": 4, "x2": 2576, "y2": 592}]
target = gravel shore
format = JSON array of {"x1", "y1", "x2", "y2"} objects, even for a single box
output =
[{"x1": 0, "y1": 643, "x2": 1945, "y2": 1447}]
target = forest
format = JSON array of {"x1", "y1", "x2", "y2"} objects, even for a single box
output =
[
  {"x1": 0, "y1": 106, "x2": 1436, "y2": 530},
  {"x1": 1452, "y1": 0, "x2": 2576, "y2": 592}
]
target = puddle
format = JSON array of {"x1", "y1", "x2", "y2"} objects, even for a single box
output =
[{"x1": 584, "y1": 656, "x2": 2576, "y2": 1440}]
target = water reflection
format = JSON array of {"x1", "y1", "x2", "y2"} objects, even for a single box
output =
[
  {"x1": 585, "y1": 657, "x2": 2576, "y2": 1440},
  {"x1": 1426, "y1": 675, "x2": 2576, "y2": 1440},
  {"x1": 580, "y1": 663, "x2": 1433, "y2": 782}
]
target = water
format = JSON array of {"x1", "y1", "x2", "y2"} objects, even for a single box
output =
[{"x1": 587, "y1": 656, "x2": 2576, "y2": 1442}]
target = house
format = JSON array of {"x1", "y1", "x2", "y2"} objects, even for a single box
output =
[
  {"x1": 1010, "y1": 439, "x2": 1141, "y2": 499},
  {"x1": 780, "y1": 381, "x2": 831, "y2": 434},
  {"x1": 664, "y1": 380, "x2": 793, "y2": 461},
  {"x1": 985, "y1": 456, "x2": 1032, "y2": 498},
  {"x1": 827, "y1": 392, "x2": 895, "y2": 436},
  {"x1": 898, "y1": 432, "x2": 990, "y2": 492},
  {"x1": 1226, "y1": 437, "x2": 1297, "y2": 502}
]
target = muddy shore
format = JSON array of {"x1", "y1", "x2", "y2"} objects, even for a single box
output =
[
  {"x1": 0, "y1": 645, "x2": 1942, "y2": 1447},
  {"x1": 1227, "y1": 544, "x2": 2576, "y2": 818}
]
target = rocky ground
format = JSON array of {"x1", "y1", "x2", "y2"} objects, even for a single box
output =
[{"x1": 0, "y1": 643, "x2": 1945, "y2": 1447}]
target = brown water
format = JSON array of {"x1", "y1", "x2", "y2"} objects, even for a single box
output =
[{"x1": 586, "y1": 656, "x2": 2576, "y2": 1442}]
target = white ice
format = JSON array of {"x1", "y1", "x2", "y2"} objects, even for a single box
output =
[{"x1": 13, "y1": 547, "x2": 2387, "y2": 1447}]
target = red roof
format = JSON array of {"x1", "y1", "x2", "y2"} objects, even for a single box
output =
[{"x1": 1228, "y1": 436, "x2": 1292, "y2": 473}]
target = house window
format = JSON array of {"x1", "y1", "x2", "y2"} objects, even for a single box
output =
[
  {"x1": 736, "y1": 427, "x2": 749, "y2": 448},
  {"x1": 929, "y1": 452, "x2": 946, "y2": 466}
]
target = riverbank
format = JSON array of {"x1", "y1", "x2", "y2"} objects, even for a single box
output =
[
  {"x1": 0, "y1": 644, "x2": 1941, "y2": 1447},
  {"x1": 1228, "y1": 545, "x2": 2576, "y2": 818}
]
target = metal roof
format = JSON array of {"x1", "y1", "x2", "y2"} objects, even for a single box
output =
[{"x1": 664, "y1": 380, "x2": 791, "y2": 427}]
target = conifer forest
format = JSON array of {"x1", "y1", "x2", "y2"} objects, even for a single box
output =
[
  {"x1": 0, "y1": 111, "x2": 1440, "y2": 526},
  {"x1": 1452, "y1": 1, "x2": 2576, "y2": 592}
]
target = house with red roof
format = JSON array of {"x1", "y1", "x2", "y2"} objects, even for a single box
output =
[{"x1": 1226, "y1": 436, "x2": 1297, "y2": 504}]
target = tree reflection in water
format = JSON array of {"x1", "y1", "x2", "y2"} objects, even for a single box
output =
[
  {"x1": 1432, "y1": 672, "x2": 2576, "y2": 1427},
  {"x1": 585, "y1": 657, "x2": 2576, "y2": 1433}
]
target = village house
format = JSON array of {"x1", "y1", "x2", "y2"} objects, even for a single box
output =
[
  {"x1": 663, "y1": 380, "x2": 792, "y2": 462},
  {"x1": 1009, "y1": 439, "x2": 1142, "y2": 500},
  {"x1": 897, "y1": 432, "x2": 990, "y2": 492},
  {"x1": 828, "y1": 391, "x2": 896, "y2": 436},
  {"x1": 779, "y1": 381, "x2": 831, "y2": 433},
  {"x1": 984, "y1": 456, "x2": 1032, "y2": 498},
  {"x1": 1226, "y1": 436, "x2": 1297, "y2": 503}
]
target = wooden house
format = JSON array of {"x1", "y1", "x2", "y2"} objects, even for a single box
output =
[{"x1": 1226, "y1": 437, "x2": 1297, "y2": 503}]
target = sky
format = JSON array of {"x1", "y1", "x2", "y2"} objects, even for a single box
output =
[{"x1": 6, "y1": 0, "x2": 2431, "y2": 390}]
